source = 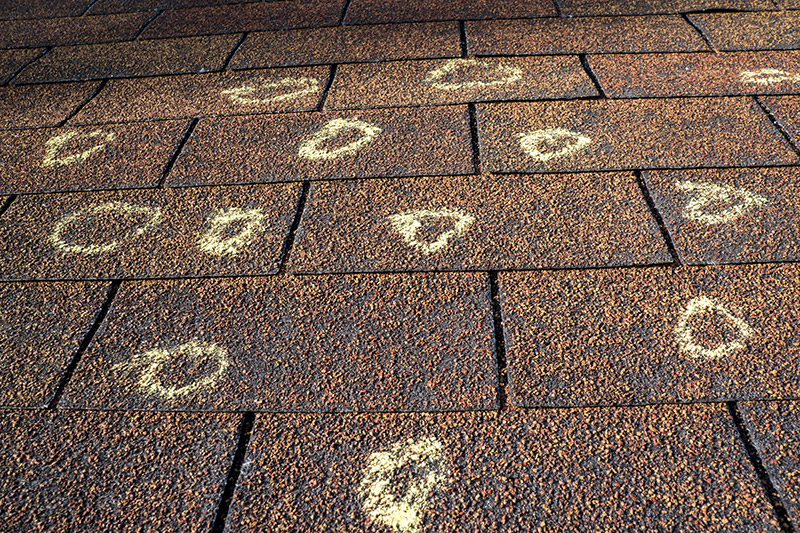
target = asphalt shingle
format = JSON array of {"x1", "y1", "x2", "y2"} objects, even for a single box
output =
[
  {"x1": 13, "y1": 34, "x2": 241, "y2": 84},
  {"x1": 591, "y1": 51, "x2": 800, "y2": 98},
  {"x1": 288, "y1": 173, "x2": 670, "y2": 273},
  {"x1": 343, "y1": 0, "x2": 556, "y2": 25},
  {"x1": 501, "y1": 264, "x2": 800, "y2": 407},
  {"x1": 228, "y1": 405, "x2": 778, "y2": 531},
  {"x1": 645, "y1": 167, "x2": 800, "y2": 265},
  {"x1": 0, "y1": 282, "x2": 108, "y2": 407},
  {"x1": 558, "y1": 0, "x2": 776, "y2": 15},
  {"x1": 0, "y1": 183, "x2": 300, "y2": 279},
  {"x1": 0, "y1": 12, "x2": 152, "y2": 49},
  {"x1": 689, "y1": 11, "x2": 800, "y2": 51},
  {"x1": 478, "y1": 98, "x2": 799, "y2": 172},
  {"x1": 467, "y1": 16, "x2": 709, "y2": 56},
  {"x1": 62, "y1": 273, "x2": 498, "y2": 411},
  {"x1": 325, "y1": 56, "x2": 598, "y2": 109},
  {"x1": 0, "y1": 81, "x2": 102, "y2": 129},
  {"x1": 0, "y1": 410, "x2": 239, "y2": 530},
  {"x1": 229, "y1": 22, "x2": 460, "y2": 69},
  {"x1": 0, "y1": 120, "x2": 188, "y2": 193},
  {"x1": 167, "y1": 107, "x2": 472, "y2": 186},
  {"x1": 72, "y1": 67, "x2": 330, "y2": 124},
  {"x1": 741, "y1": 401, "x2": 800, "y2": 525}
]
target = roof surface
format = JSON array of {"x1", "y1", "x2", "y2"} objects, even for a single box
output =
[{"x1": 1, "y1": 0, "x2": 799, "y2": 531}]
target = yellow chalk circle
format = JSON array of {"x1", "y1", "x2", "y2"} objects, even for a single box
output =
[
  {"x1": 518, "y1": 127, "x2": 591, "y2": 162},
  {"x1": 676, "y1": 180, "x2": 768, "y2": 226},
  {"x1": 358, "y1": 437, "x2": 450, "y2": 533},
  {"x1": 42, "y1": 129, "x2": 116, "y2": 168},
  {"x1": 298, "y1": 117, "x2": 382, "y2": 160},
  {"x1": 740, "y1": 68, "x2": 800, "y2": 85},
  {"x1": 49, "y1": 202, "x2": 162, "y2": 255},
  {"x1": 198, "y1": 207, "x2": 266, "y2": 257},
  {"x1": 388, "y1": 208, "x2": 475, "y2": 255},
  {"x1": 423, "y1": 58, "x2": 523, "y2": 91},
  {"x1": 221, "y1": 76, "x2": 320, "y2": 104},
  {"x1": 675, "y1": 296, "x2": 753, "y2": 360},
  {"x1": 111, "y1": 340, "x2": 230, "y2": 401}
]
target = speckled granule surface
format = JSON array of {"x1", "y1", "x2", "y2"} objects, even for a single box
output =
[
  {"x1": 0, "y1": 81, "x2": 101, "y2": 129},
  {"x1": 478, "y1": 98, "x2": 799, "y2": 173},
  {"x1": 229, "y1": 404, "x2": 778, "y2": 531},
  {"x1": 0, "y1": 12, "x2": 151, "y2": 48},
  {"x1": 0, "y1": 183, "x2": 299, "y2": 279},
  {"x1": 467, "y1": 16, "x2": 709, "y2": 56},
  {"x1": 0, "y1": 0, "x2": 92, "y2": 20},
  {"x1": 167, "y1": 107, "x2": 472, "y2": 186},
  {"x1": 688, "y1": 11, "x2": 800, "y2": 51},
  {"x1": 229, "y1": 23, "x2": 460, "y2": 69},
  {"x1": 0, "y1": 282, "x2": 108, "y2": 407},
  {"x1": 0, "y1": 120, "x2": 188, "y2": 194},
  {"x1": 141, "y1": 0, "x2": 344, "y2": 38},
  {"x1": 12, "y1": 34, "x2": 241, "y2": 83},
  {"x1": 591, "y1": 51, "x2": 800, "y2": 98},
  {"x1": 0, "y1": 48, "x2": 43, "y2": 83},
  {"x1": 645, "y1": 167, "x2": 800, "y2": 265},
  {"x1": 90, "y1": 0, "x2": 255, "y2": 14},
  {"x1": 72, "y1": 66, "x2": 331, "y2": 124},
  {"x1": 741, "y1": 401, "x2": 800, "y2": 524},
  {"x1": 288, "y1": 173, "x2": 670, "y2": 273},
  {"x1": 325, "y1": 56, "x2": 597, "y2": 109},
  {"x1": 343, "y1": 0, "x2": 555, "y2": 25},
  {"x1": 3, "y1": 0, "x2": 800, "y2": 529},
  {"x1": 760, "y1": 95, "x2": 800, "y2": 147},
  {"x1": 62, "y1": 273, "x2": 497, "y2": 411},
  {"x1": 501, "y1": 264, "x2": 800, "y2": 407},
  {"x1": 559, "y1": 0, "x2": 775, "y2": 16},
  {"x1": 0, "y1": 410, "x2": 239, "y2": 531}
]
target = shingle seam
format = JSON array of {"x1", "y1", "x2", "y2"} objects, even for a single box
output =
[
  {"x1": 277, "y1": 181, "x2": 310, "y2": 274},
  {"x1": 58, "y1": 78, "x2": 107, "y2": 127},
  {"x1": 133, "y1": 9, "x2": 164, "y2": 40},
  {"x1": 316, "y1": 64, "x2": 337, "y2": 111},
  {"x1": 682, "y1": 13, "x2": 718, "y2": 52},
  {"x1": 755, "y1": 96, "x2": 800, "y2": 157},
  {"x1": 636, "y1": 170, "x2": 681, "y2": 266},
  {"x1": 157, "y1": 117, "x2": 198, "y2": 187},
  {"x1": 47, "y1": 279, "x2": 121, "y2": 409},
  {"x1": 3, "y1": 46, "x2": 51, "y2": 86},
  {"x1": 489, "y1": 271, "x2": 508, "y2": 411},
  {"x1": 728, "y1": 401, "x2": 796, "y2": 533},
  {"x1": 210, "y1": 411, "x2": 256, "y2": 533}
]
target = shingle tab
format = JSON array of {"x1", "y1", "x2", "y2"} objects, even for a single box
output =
[
  {"x1": 559, "y1": 0, "x2": 776, "y2": 16},
  {"x1": 0, "y1": 121, "x2": 189, "y2": 194},
  {"x1": 141, "y1": 0, "x2": 344, "y2": 38},
  {"x1": 646, "y1": 167, "x2": 800, "y2": 265},
  {"x1": 288, "y1": 173, "x2": 670, "y2": 273},
  {"x1": 325, "y1": 56, "x2": 597, "y2": 109},
  {"x1": 0, "y1": 81, "x2": 102, "y2": 129},
  {"x1": 167, "y1": 107, "x2": 472, "y2": 186},
  {"x1": 689, "y1": 11, "x2": 800, "y2": 51},
  {"x1": 0, "y1": 410, "x2": 239, "y2": 530},
  {"x1": 0, "y1": 282, "x2": 108, "y2": 407},
  {"x1": 467, "y1": 16, "x2": 709, "y2": 55},
  {"x1": 229, "y1": 406, "x2": 778, "y2": 531},
  {"x1": 13, "y1": 34, "x2": 241, "y2": 83},
  {"x1": 344, "y1": 0, "x2": 556, "y2": 25},
  {"x1": 591, "y1": 51, "x2": 800, "y2": 98},
  {"x1": 229, "y1": 22, "x2": 460, "y2": 69},
  {"x1": 72, "y1": 67, "x2": 330, "y2": 124},
  {"x1": 478, "y1": 98, "x2": 799, "y2": 172},
  {"x1": 0, "y1": 12, "x2": 152, "y2": 49},
  {"x1": 501, "y1": 264, "x2": 800, "y2": 407},
  {"x1": 62, "y1": 273, "x2": 497, "y2": 411},
  {"x1": 0, "y1": 183, "x2": 300, "y2": 279}
]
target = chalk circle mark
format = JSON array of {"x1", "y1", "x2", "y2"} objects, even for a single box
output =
[
  {"x1": 358, "y1": 437, "x2": 450, "y2": 533},
  {"x1": 740, "y1": 68, "x2": 800, "y2": 85},
  {"x1": 518, "y1": 127, "x2": 591, "y2": 162},
  {"x1": 298, "y1": 118, "x2": 382, "y2": 161},
  {"x1": 388, "y1": 208, "x2": 475, "y2": 255},
  {"x1": 42, "y1": 130, "x2": 116, "y2": 168},
  {"x1": 111, "y1": 340, "x2": 230, "y2": 401},
  {"x1": 198, "y1": 207, "x2": 266, "y2": 257},
  {"x1": 49, "y1": 201, "x2": 162, "y2": 255},
  {"x1": 675, "y1": 296, "x2": 754, "y2": 360},
  {"x1": 221, "y1": 76, "x2": 320, "y2": 105},
  {"x1": 676, "y1": 180, "x2": 768, "y2": 226},
  {"x1": 423, "y1": 58, "x2": 523, "y2": 91}
]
